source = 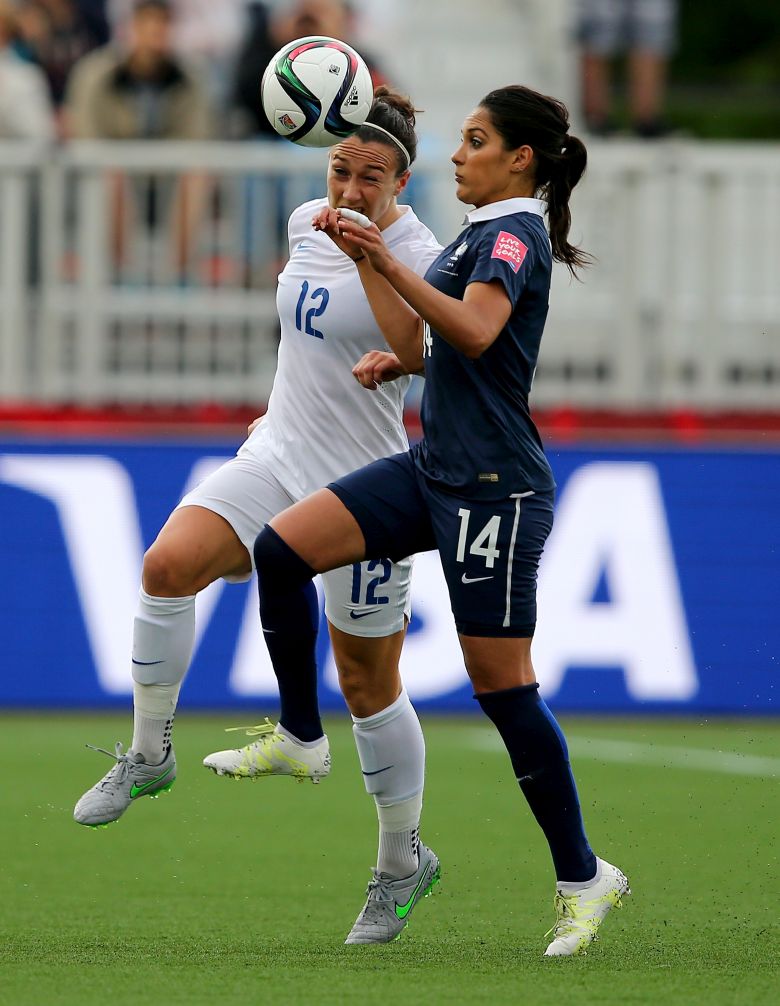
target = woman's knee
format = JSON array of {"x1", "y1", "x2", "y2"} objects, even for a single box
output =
[
  {"x1": 337, "y1": 657, "x2": 401, "y2": 717},
  {"x1": 460, "y1": 635, "x2": 537, "y2": 693},
  {"x1": 337, "y1": 659, "x2": 369, "y2": 707},
  {"x1": 142, "y1": 541, "x2": 199, "y2": 597}
]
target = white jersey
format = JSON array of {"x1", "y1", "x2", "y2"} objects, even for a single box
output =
[{"x1": 243, "y1": 197, "x2": 442, "y2": 499}]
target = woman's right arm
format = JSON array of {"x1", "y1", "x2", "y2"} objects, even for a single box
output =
[
  {"x1": 313, "y1": 208, "x2": 425, "y2": 374},
  {"x1": 353, "y1": 259, "x2": 425, "y2": 374}
]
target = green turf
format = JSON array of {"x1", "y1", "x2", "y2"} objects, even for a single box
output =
[{"x1": 1, "y1": 713, "x2": 778, "y2": 1005}]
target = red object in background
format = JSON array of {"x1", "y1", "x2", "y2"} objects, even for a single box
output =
[{"x1": 1, "y1": 404, "x2": 780, "y2": 443}]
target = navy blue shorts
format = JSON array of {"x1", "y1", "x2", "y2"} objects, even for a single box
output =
[{"x1": 328, "y1": 451, "x2": 554, "y2": 638}]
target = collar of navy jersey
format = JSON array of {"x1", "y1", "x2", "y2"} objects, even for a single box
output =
[{"x1": 464, "y1": 197, "x2": 546, "y2": 225}]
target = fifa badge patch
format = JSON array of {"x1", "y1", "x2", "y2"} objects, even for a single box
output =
[
  {"x1": 277, "y1": 113, "x2": 297, "y2": 131},
  {"x1": 491, "y1": 231, "x2": 528, "y2": 273}
]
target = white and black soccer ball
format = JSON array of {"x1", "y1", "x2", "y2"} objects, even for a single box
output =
[{"x1": 261, "y1": 36, "x2": 373, "y2": 148}]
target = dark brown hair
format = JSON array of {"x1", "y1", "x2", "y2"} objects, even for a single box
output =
[
  {"x1": 355, "y1": 85, "x2": 419, "y2": 174},
  {"x1": 480, "y1": 85, "x2": 591, "y2": 276}
]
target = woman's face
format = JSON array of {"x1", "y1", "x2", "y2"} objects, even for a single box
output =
[
  {"x1": 451, "y1": 107, "x2": 533, "y2": 207},
  {"x1": 327, "y1": 138, "x2": 409, "y2": 228}
]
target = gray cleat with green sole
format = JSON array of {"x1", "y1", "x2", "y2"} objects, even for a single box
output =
[
  {"x1": 73, "y1": 742, "x2": 176, "y2": 827},
  {"x1": 345, "y1": 842, "x2": 441, "y2": 944}
]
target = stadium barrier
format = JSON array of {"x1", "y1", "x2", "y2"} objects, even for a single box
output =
[
  {"x1": 1, "y1": 438, "x2": 776, "y2": 714},
  {"x1": 0, "y1": 139, "x2": 779, "y2": 410}
]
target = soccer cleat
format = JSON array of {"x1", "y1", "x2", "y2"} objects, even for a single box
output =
[
  {"x1": 73, "y1": 742, "x2": 176, "y2": 827},
  {"x1": 202, "y1": 719, "x2": 330, "y2": 783},
  {"x1": 344, "y1": 842, "x2": 441, "y2": 945},
  {"x1": 543, "y1": 858, "x2": 630, "y2": 956}
]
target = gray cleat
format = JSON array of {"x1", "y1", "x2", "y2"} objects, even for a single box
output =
[
  {"x1": 73, "y1": 742, "x2": 176, "y2": 827},
  {"x1": 345, "y1": 842, "x2": 441, "y2": 944}
]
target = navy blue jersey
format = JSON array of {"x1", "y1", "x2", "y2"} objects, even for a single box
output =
[{"x1": 415, "y1": 197, "x2": 555, "y2": 499}]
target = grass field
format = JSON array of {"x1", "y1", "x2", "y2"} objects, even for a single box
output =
[{"x1": 1, "y1": 713, "x2": 778, "y2": 1005}]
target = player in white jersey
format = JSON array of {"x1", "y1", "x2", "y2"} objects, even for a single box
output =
[{"x1": 74, "y1": 89, "x2": 444, "y2": 934}]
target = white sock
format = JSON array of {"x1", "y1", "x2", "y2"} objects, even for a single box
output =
[
  {"x1": 558, "y1": 858, "x2": 602, "y2": 893},
  {"x1": 132, "y1": 682, "x2": 181, "y2": 763},
  {"x1": 276, "y1": 724, "x2": 327, "y2": 749},
  {"x1": 130, "y1": 589, "x2": 196, "y2": 763},
  {"x1": 377, "y1": 794, "x2": 423, "y2": 878},
  {"x1": 352, "y1": 689, "x2": 425, "y2": 879}
]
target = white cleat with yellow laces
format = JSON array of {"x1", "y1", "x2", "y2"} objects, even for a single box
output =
[
  {"x1": 202, "y1": 719, "x2": 330, "y2": 783},
  {"x1": 543, "y1": 858, "x2": 630, "y2": 957}
]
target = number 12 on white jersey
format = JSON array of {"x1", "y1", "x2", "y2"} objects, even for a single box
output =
[{"x1": 295, "y1": 280, "x2": 329, "y2": 340}]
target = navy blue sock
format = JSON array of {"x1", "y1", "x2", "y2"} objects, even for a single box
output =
[
  {"x1": 476, "y1": 683, "x2": 596, "y2": 882},
  {"x1": 253, "y1": 525, "x2": 323, "y2": 742}
]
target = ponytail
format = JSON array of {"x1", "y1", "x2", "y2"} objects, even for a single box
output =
[
  {"x1": 545, "y1": 134, "x2": 591, "y2": 275},
  {"x1": 480, "y1": 86, "x2": 592, "y2": 277}
]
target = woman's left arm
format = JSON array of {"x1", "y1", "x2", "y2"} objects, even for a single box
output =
[{"x1": 339, "y1": 218, "x2": 512, "y2": 360}]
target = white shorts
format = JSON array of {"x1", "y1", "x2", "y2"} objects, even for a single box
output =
[{"x1": 176, "y1": 451, "x2": 412, "y2": 638}]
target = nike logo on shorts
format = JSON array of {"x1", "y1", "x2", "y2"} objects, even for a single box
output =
[
  {"x1": 349, "y1": 609, "x2": 379, "y2": 620},
  {"x1": 461, "y1": 573, "x2": 493, "y2": 584}
]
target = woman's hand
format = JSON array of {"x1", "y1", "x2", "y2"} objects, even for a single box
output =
[
  {"x1": 311, "y1": 207, "x2": 365, "y2": 261},
  {"x1": 311, "y1": 208, "x2": 393, "y2": 272},
  {"x1": 352, "y1": 351, "x2": 408, "y2": 390},
  {"x1": 335, "y1": 215, "x2": 394, "y2": 273}
]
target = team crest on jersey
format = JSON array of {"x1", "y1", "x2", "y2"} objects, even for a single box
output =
[
  {"x1": 440, "y1": 242, "x2": 468, "y2": 274},
  {"x1": 491, "y1": 231, "x2": 528, "y2": 273},
  {"x1": 277, "y1": 113, "x2": 297, "y2": 131}
]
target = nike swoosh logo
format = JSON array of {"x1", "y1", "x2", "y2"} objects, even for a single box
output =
[
  {"x1": 362, "y1": 765, "x2": 394, "y2": 777},
  {"x1": 461, "y1": 573, "x2": 493, "y2": 584},
  {"x1": 349, "y1": 609, "x2": 379, "y2": 620},
  {"x1": 129, "y1": 764, "x2": 175, "y2": 799},
  {"x1": 394, "y1": 862, "x2": 432, "y2": 920},
  {"x1": 131, "y1": 659, "x2": 165, "y2": 666}
]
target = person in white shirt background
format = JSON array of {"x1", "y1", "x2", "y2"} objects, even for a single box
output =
[{"x1": 0, "y1": 1, "x2": 56, "y2": 140}]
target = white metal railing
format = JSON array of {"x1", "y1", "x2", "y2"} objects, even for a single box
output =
[
  {"x1": 0, "y1": 143, "x2": 48, "y2": 401},
  {"x1": 545, "y1": 141, "x2": 780, "y2": 408},
  {"x1": 1, "y1": 139, "x2": 779, "y2": 409}
]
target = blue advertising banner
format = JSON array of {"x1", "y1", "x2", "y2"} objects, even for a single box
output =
[{"x1": 0, "y1": 439, "x2": 777, "y2": 713}]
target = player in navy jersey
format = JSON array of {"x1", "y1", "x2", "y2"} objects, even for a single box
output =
[
  {"x1": 73, "y1": 89, "x2": 445, "y2": 913},
  {"x1": 251, "y1": 85, "x2": 629, "y2": 954}
]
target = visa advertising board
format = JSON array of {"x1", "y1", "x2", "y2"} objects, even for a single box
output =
[{"x1": 0, "y1": 440, "x2": 777, "y2": 713}]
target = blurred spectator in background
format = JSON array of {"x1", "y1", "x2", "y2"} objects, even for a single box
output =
[
  {"x1": 576, "y1": 0, "x2": 677, "y2": 137},
  {"x1": 65, "y1": 0, "x2": 212, "y2": 277},
  {"x1": 14, "y1": 0, "x2": 106, "y2": 131},
  {"x1": 0, "y1": 0, "x2": 56, "y2": 139},
  {"x1": 107, "y1": 0, "x2": 249, "y2": 115},
  {"x1": 232, "y1": 0, "x2": 387, "y2": 138},
  {"x1": 66, "y1": 0, "x2": 210, "y2": 140}
]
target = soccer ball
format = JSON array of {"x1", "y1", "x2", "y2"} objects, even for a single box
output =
[{"x1": 260, "y1": 36, "x2": 373, "y2": 148}]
